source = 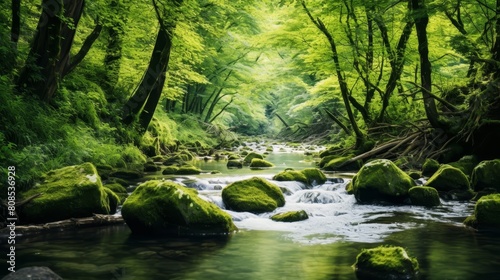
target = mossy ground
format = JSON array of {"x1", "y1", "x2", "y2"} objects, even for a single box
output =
[
  {"x1": 222, "y1": 177, "x2": 285, "y2": 213},
  {"x1": 122, "y1": 180, "x2": 237, "y2": 235}
]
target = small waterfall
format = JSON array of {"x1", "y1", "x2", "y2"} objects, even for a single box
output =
[{"x1": 292, "y1": 189, "x2": 344, "y2": 204}]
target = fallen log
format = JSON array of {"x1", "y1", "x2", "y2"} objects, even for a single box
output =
[{"x1": 0, "y1": 214, "x2": 125, "y2": 236}]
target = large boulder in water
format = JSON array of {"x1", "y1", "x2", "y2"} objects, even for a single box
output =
[
  {"x1": 425, "y1": 165, "x2": 473, "y2": 200},
  {"x1": 17, "y1": 163, "x2": 111, "y2": 224},
  {"x1": 351, "y1": 159, "x2": 416, "y2": 204},
  {"x1": 273, "y1": 168, "x2": 326, "y2": 186},
  {"x1": 222, "y1": 177, "x2": 285, "y2": 213},
  {"x1": 2, "y1": 267, "x2": 63, "y2": 280},
  {"x1": 122, "y1": 180, "x2": 236, "y2": 235},
  {"x1": 354, "y1": 246, "x2": 419, "y2": 280},
  {"x1": 464, "y1": 194, "x2": 500, "y2": 229},
  {"x1": 471, "y1": 159, "x2": 500, "y2": 192},
  {"x1": 408, "y1": 186, "x2": 441, "y2": 207}
]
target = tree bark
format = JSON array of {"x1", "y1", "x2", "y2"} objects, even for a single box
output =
[
  {"x1": 410, "y1": 0, "x2": 442, "y2": 129},
  {"x1": 302, "y1": 1, "x2": 365, "y2": 148},
  {"x1": 63, "y1": 23, "x2": 103, "y2": 77},
  {"x1": 11, "y1": 0, "x2": 20, "y2": 44}
]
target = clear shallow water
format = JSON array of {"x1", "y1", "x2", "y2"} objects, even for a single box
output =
[{"x1": 3, "y1": 149, "x2": 500, "y2": 279}]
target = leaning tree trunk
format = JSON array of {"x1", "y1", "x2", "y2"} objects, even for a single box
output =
[
  {"x1": 410, "y1": 0, "x2": 442, "y2": 129},
  {"x1": 16, "y1": 0, "x2": 85, "y2": 102},
  {"x1": 11, "y1": 0, "x2": 20, "y2": 45}
]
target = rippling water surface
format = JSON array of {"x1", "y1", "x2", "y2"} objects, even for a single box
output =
[{"x1": 4, "y1": 146, "x2": 500, "y2": 279}]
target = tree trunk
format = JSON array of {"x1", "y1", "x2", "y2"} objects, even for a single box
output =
[
  {"x1": 302, "y1": 1, "x2": 365, "y2": 148},
  {"x1": 11, "y1": 0, "x2": 20, "y2": 45},
  {"x1": 16, "y1": 0, "x2": 85, "y2": 102},
  {"x1": 410, "y1": 0, "x2": 442, "y2": 129},
  {"x1": 63, "y1": 23, "x2": 102, "y2": 77}
]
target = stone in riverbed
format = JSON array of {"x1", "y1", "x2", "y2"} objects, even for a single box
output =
[
  {"x1": 471, "y1": 159, "x2": 500, "y2": 192},
  {"x1": 271, "y1": 210, "x2": 308, "y2": 222},
  {"x1": 421, "y1": 158, "x2": 440, "y2": 177},
  {"x1": 1, "y1": 266, "x2": 63, "y2": 280},
  {"x1": 464, "y1": 194, "x2": 500, "y2": 229},
  {"x1": 424, "y1": 164, "x2": 473, "y2": 200},
  {"x1": 249, "y1": 158, "x2": 274, "y2": 168},
  {"x1": 226, "y1": 160, "x2": 243, "y2": 169},
  {"x1": 273, "y1": 168, "x2": 326, "y2": 186},
  {"x1": 243, "y1": 152, "x2": 264, "y2": 164},
  {"x1": 122, "y1": 180, "x2": 236, "y2": 235},
  {"x1": 222, "y1": 177, "x2": 285, "y2": 214},
  {"x1": 17, "y1": 162, "x2": 111, "y2": 224},
  {"x1": 353, "y1": 246, "x2": 419, "y2": 280},
  {"x1": 351, "y1": 159, "x2": 415, "y2": 204},
  {"x1": 408, "y1": 186, "x2": 440, "y2": 207}
]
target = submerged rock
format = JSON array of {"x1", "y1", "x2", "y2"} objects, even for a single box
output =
[
  {"x1": 471, "y1": 159, "x2": 500, "y2": 192},
  {"x1": 273, "y1": 168, "x2": 326, "y2": 186},
  {"x1": 408, "y1": 186, "x2": 440, "y2": 207},
  {"x1": 227, "y1": 160, "x2": 243, "y2": 169},
  {"x1": 17, "y1": 163, "x2": 111, "y2": 224},
  {"x1": 464, "y1": 194, "x2": 500, "y2": 229},
  {"x1": 351, "y1": 159, "x2": 415, "y2": 204},
  {"x1": 222, "y1": 177, "x2": 285, "y2": 214},
  {"x1": 271, "y1": 210, "x2": 308, "y2": 222},
  {"x1": 2, "y1": 266, "x2": 63, "y2": 280},
  {"x1": 425, "y1": 165, "x2": 473, "y2": 200},
  {"x1": 122, "y1": 180, "x2": 236, "y2": 235},
  {"x1": 354, "y1": 246, "x2": 419, "y2": 280}
]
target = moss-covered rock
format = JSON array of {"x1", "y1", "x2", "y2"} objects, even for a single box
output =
[
  {"x1": 162, "y1": 165, "x2": 179, "y2": 175},
  {"x1": 249, "y1": 158, "x2": 274, "y2": 168},
  {"x1": 143, "y1": 163, "x2": 161, "y2": 172},
  {"x1": 122, "y1": 180, "x2": 237, "y2": 235},
  {"x1": 448, "y1": 155, "x2": 479, "y2": 177},
  {"x1": 464, "y1": 194, "x2": 500, "y2": 229},
  {"x1": 323, "y1": 156, "x2": 361, "y2": 171},
  {"x1": 271, "y1": 210, "x2": 308, "y2": 222},
  {"x1": 104, "y1": 183, "x2": 128, "y2": 204},
  {"x1": 425, "y1": 165, "x2": 473, "y2": 200},
  {"x1": 272, "y1": 168, "x2": 326, "y2": 186},
  {"x1": 471, "y1": 159, "x2": 500, "y2": 192},
  {"x1": 421, "y1": 158, "x2": 440, "y2": 177},
  {"x1": 103, "y1": 188, "x2": 120, "y2": 214},
  {"x1": 17, "y1": 163, "x2": 110, "y2": 224},
  {"x1": 109, "y1": 169, "x2": 144, "y2": 180},
  {"x1": 243, "y1": 152, "x2": 264, "y2": 164},
  {"x1": 351, "y1": 159, "x2": 416, "y2": 204},
  {"x1": 408, "y1": 186, "x2": 440, "y2": 207},
  {"x1": 346, "y1": 181, "x2": 354, "y2": 195},
  {"x1": 222, "y1": 177, "x2": 285, "y2": 214},
  {"x1": 176, "y1": 165, "x2": 202, "y2": 175},
  {"x1": 354, "y1": 246, "x2": 419, "y2": 280},
  {"x1": 227, "y1": 160, "x2": 243, "y2": 169}
]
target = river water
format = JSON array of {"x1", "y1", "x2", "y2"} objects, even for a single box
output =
[{"x1": 4, "y1": 144, "x2": 500, "y2": 279}]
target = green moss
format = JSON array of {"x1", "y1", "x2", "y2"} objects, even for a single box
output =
[
  {"x1": 448, "y1": 155, "x2": 479, "y2": 177},
  {"x1": 176, "y1": 165, "x2": 202, "y2": 175},
  {"x1": 354, "y1": 246, "x2": 419, "y2": 280},
  {"x1": 103, "y1": 187, "x2": 120, "y2": 214},
  {"x1": 162, "y1": 166, "x2": 179, "y2": 175},
  {"x1": 471, "y1": 159, "x2": 500, "y2": 192},
  {"x1": 222, "y1": 177, "x2": 285, "y2": 214},
  {"x1": 227, "y1": 160, "x2": 243, "y2": 169},
  {"x1": 104, "y1": 183, "x2": 128, "y2": 204},
  {"x1": 407, "y1": 171, "x2": 422, "y2": 180},
  {"x1": 425, "y1": 164, "x2": 470, "y2": 192},
  {"x1": 273, "y1": 170, "x2": 308, "y2": 184},
  {"x1": 122, "y1": 180, "x2": 237, "y2": 235},
  {"x1": 249, "y1": 158, "x2": 274, "y2": 168},
  {"x1": 243, "y1": 152, "x2": 264, "y2": 164},
  {"x1": 474, "y1": 194, "x2": 500, "y2": 227},
  {"x1": 422, "y1": 158, "x2": 440, "y2": 177},
  {"x1": 109, "y1": 169, "x2": 144, "y2": 180},
  {"x1": 271, "y1": 210, "x2": 308, "y2": 222},
  {"x1": 352, "y1": 159, "x2": 416, "y2": 203},
  {"x1": 408, "y1": 186, "x2": 440, "y2": 207},
  {"x1": 272, "y1": 168, "x2": 326, "y2": 186},
  {"x1": 18, "y1": 163, "x2": 110, "y2": 224},
  {"x1": 346, "y1": 181, "x2": 354, "y2": 194},
  {"x1": 301, "y1": 168, "x2": 327, "y2": 185},
  {"x1": 323, "y1": 156, "x2": 360, "y2": 171}
]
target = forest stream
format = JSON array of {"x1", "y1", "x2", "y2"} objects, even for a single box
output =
[{"x1": 6, "y1": 144, "x2": 500, "y2": 280}]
